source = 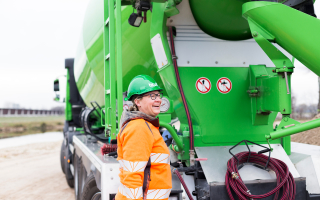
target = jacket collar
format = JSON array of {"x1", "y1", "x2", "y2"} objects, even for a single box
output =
[{"x1": 119, "y1": 110, "x2": 159, "y2": 128}]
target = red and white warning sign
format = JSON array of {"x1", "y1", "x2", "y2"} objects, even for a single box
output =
[
  {"x1": 196, "y1": 77, "x2": 211, "y2": 94},
  {"x1": 217, "y1": 77, "x2": 232, "y2": 94},
  {"x1": 123, "y1": 104, "x2": 129, "y2": 110}
]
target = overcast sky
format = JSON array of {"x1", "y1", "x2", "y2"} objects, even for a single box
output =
[{"x1": 0, "y1": 0, "x2": 319, "y2": 109}]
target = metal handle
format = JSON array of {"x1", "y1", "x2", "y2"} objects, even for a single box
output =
[
  {"x1": 100, "y1": 108, "x2": 105, "y2": 126},
  {"x1": 283, "y1": 66, "x2": 290, "y2": 94},
  {"x1": 106, "y1": 107, "x2": 112, "y2": 128}
]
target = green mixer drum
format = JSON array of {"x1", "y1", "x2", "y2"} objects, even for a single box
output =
[
  {"x1": 74, "y1": 0, "x2": 163, "y2": 107},
  {"x1": 189, "y1": 0, "x2": 252, "y2": 40}
]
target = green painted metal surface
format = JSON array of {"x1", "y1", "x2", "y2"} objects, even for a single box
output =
[
  {"x1": 150, "y1": 3, "x2": 188, "y2": 126},
  {"x1": 243, "y1": 1, "x2": 320, "y2": 76},
  {"x1": 116, "y1": 0, "x2": 123, "y2": 127},
  {"x1": 177, "y1": 67, "x2": 281, "y2": 147},
  {"x1": 107, "y1": 0, "x2": 117, "y2": 139},
  {"x1": 189, "y1": 0, "x2": 252, "y2": 40},
  {"x1": 74, "y1": 0, "x2": 165, "y2": 109},
  {"x1": 69, "y1": 0, "x2": 320, "y2": 160},
  {"x1": 65, "y1": 69, "x2": 72, "y2": 121},
  {"x1": 243, "y1": 1, "x2": 320, "y2": 153},
  {"x1": 269, "y1": 118, "x2": 320, "y2": 140}
]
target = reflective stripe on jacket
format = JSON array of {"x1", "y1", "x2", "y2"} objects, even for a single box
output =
[{"x1": 115, "y1": 118, "x2": 172, "y2": 200}]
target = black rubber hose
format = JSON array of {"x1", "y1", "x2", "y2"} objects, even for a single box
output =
[{"x1": 168, "y1": 26, "x2": 194, "y2": 151}]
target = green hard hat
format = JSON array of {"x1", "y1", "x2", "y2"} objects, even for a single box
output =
[{"x1": 125, "y1": 75, "x2": 163, "y2": 101}]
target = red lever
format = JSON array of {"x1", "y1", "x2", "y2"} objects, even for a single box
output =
[{"x1": 195, "y1": 158, "x2": 208, "y2": 161}]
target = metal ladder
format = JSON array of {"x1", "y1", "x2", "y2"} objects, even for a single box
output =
[{"x1": 103, "y1": 0, "x2": 123, "y2": 140}]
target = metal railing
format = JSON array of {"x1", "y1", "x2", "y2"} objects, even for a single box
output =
[{"x1": 0, "y1": 108, "x2": 64, "y2": 117}]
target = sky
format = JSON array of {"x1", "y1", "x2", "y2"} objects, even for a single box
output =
[
  {"x1": 0, "y1": 0, "x2": 319, "y2": 109},
  {"x1": 0, "y1": 0, "x2": 90, "y2": 109}
]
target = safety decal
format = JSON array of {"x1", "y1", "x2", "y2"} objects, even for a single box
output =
[
  {"x1": 196, "y1": 77, "x2": 211, "y2": 94},
  {"x1": 217, "y1": 77, "x2": 232, "y2": 94},
  {"x1": 123, "y1": 104, "x2": 129, "y2": 110}
]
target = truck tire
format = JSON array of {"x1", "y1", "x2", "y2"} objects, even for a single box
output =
[
  {"x1": 74, "y1": 152, "x2": 82, "y2": 200},
  {"x1": 65, "y1": 169, "x2": 75, "y2": 188},
  {"x1": 80, "y1": 174, "x2": 101, "y2": 200},
  {"x1": 60, "y1": 141, "x2": 66, "y2": 174}
]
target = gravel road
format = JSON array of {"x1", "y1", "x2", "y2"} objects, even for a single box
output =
[{"x1": 0, "y1": 140, "x2": 74, "y2": 200}]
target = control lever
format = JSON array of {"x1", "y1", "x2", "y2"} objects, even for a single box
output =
[{"x1": 284, "y1": 66, "x2": 290, "y2": 94}]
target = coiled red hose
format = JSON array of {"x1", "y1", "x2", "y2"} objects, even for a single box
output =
[{"x1": 225, "y1": 152, "x2": 296, "y2": 200}]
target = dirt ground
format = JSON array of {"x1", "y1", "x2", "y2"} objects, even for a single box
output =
[
  {"x1": 290, "y1": 114, "x2": 320, "y2": 146},
  {"x1": 0, "y1": 140, "x2": 74, "y2": 200}
]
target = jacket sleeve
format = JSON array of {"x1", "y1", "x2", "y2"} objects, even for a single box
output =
[{"x1": 119, "y1": 120, "x2": 154, "y2": 199}]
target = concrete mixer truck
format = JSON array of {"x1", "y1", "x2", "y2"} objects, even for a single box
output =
[{"x1": 54, "y1": 0, "x2": 320, "y2": 199}]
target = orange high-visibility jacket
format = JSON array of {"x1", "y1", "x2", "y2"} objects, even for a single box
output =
[{"x1": 115, "y1": 118, "x2": 172, "y2": 200}]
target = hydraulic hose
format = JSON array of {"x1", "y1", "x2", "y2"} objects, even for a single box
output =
[
  {"x1": 173, "y1": 168, "x2": 194, "y2": 200},
  {"x1": 225, "y1": 151, "x2": 296, "y2": 200},
  {"x1": 168, "y1": 26, "x2": 194, "y2": 151}
]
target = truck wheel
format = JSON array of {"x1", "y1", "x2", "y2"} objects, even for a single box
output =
[
  {"x1": 80, "y1": 174, "x2": 100, "y2": 200},
  {"x1": 66, "y1": 175, "x2": 75, "y2": 188},
  {"x1": 74, "y1": 152, "x2": 82, "y2": 200},
  {"x1": 60, "y1": 141, "x2": 66, "y2": 174}
]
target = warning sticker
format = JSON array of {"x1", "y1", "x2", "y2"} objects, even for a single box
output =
[
  {"x1": 196, "y1": 77, "x2": 211, "y2": 94},
  {"x1": 217, "y1": 77, "x2": 232, "y2": 94},
  {"x1": 123, "y1": 104, "x2": 129, "y2": 110}
]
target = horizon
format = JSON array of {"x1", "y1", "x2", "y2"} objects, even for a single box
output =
[{"x1": 0, "y1": 0, "x2": 319, "y2": 109}]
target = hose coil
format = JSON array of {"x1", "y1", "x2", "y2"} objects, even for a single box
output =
[{"x1": 225, "y1": 151, "x2": 296, "y2": 200}]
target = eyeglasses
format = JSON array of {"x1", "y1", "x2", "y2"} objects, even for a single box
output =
[{"x1": 143, "y1": 93, "x2": 163, "y2": 100}]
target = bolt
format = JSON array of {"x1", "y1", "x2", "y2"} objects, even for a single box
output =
[
  {"x1": 253, "y1": 32, "x2": 258, "y2": 37},
  {"x1": 170, "y1": 19, "x2": 173, "y2": 23},
  {"x1": 110, "y1": 168, "x2": 113, "y2": 171},
  {"x1": 187, "y1": 61, "x2": 190, "y2": 64},
  {"x1": 111, "y1": 177, "x2": 113, "y2": 180},
  {"x1": 243, "y1": 62, "x2": 246, "y2": 64},
  {"x1": 283, "y1": 109, "x2": 286, "y2": 112},
  {"x1": 215, "y1": 61, "x2": 218, "y2": 64}
]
